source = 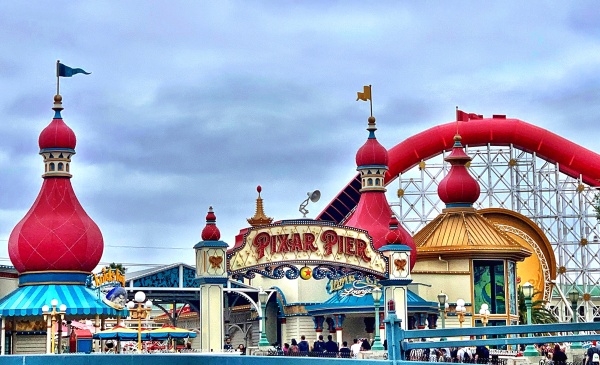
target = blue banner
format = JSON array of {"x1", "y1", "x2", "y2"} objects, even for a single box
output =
[{"x1": 58, "y1": 62, "x2": 91, "y2": 77}]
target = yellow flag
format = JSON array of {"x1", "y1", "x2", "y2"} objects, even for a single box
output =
[{"x1": 356, "y1": 85, "x2": 371, "y2": 101}]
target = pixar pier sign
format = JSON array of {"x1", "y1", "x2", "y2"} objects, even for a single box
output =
[{"x1": 228, "y1": 221, "x2": 388, "y2": 277}]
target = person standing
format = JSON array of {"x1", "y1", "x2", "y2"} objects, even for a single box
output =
[
  {"x1": 350, "y1": 338, "x2": 362, "y2": 358},
  {"x1": 325, "y1": 334, "x2": 339, "y2": 357},
  {"x1": 313, "y1": 335, "x2": 325, "y2": 353},
  {"x1": 586, "y1": 341, "x2": 600, "y2": 365},
  {"x1": 298, "y1": 335, "x2": 310, "y2": 354},
  {"x1": 224, "y1": 338, "x2": 233, "y2": 351},
  {"x1": 339, "y1": 341, "x2": 351, "y2": 358},
  {"x1": 475, "y1": 346, "x2": 489, "y2": 364},
  {"x1": 552, "y1": 344, "x2": 567, "y2": 365}
]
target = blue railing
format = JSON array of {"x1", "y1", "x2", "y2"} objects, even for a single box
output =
[{"x1": 3, "y1": 322, "x2": 600, "y2": 365}]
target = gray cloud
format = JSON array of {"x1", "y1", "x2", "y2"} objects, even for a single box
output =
[{"x1": 1, "y1": 1, "x2": 599, "y2": 269}]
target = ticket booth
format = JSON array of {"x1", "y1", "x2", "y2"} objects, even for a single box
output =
[{"x1": 69, "y1": 329, "x2": 93, "y2": 353}]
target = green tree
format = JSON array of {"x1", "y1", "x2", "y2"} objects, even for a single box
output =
[
  {"x1": 105, "y1": 262, "x2": 126, "y2": 274},
  {"x1": 593, "y1": 194, "x2": 600, "y2": 221},
  {"x1": 518, "y1": 286, "x2": 558, "y2": 324}
]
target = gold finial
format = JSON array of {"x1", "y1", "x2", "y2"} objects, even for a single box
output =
[
  {"x1": 247, "y1": 185, "x2": 273, "y2": 227},
  {"x1": 53, "y1": 94, "x2": 63, "y2": 111}
]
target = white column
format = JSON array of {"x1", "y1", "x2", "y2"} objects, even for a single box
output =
[
  {"x1": 0, "y1": 317, "x2": 5, "y2": 355},
  {"x1": 335, "y1": 329, "x2": 343, "y2": 346},
  {"x1": 46, "y1": 314, "x2": 51, "y2": 353},
  {"x1": 200, "y1": 284, "x2": 224, "y2": 352},
  {"x1": 385, "y1": 286, "x2": 408, "y2": 330}
]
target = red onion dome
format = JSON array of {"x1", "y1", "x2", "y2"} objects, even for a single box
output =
[
  {"x1": 8, "y1": 179, "x2": 104, "y2": 273},
  {"x1": 385, "y1": 215, "x2": 411, "y2": 245},
  {"x1": 437, "y1": 135, "x2": 480, "y2": 206},
  {"x1": 356, "y1": 116, "x2": 388, "y2": 167},
  {"x1": 201, "y1": 206, "x2": 221, "y2": 241},
  {"x1": 38, "y1": 95, "x2": 76, "y2": 150}
]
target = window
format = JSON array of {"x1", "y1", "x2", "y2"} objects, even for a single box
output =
[{"x1": 473, "y1": 260, "x2": 506, "y2": 315}]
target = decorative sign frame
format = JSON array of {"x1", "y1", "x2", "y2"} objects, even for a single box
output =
[{"x1": 228, "y1": 220, "x2": 388, "y2": 280}]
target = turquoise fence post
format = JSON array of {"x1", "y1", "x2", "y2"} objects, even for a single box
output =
[{"x1": 384, "y1": 299, "x2": 403, "y2": 362}]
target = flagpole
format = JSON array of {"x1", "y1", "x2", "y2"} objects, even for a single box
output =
[
  {"x1": 56, "y1": 60, "x2": 60, "y2": 95},
  {"x1": 369, "y1": 84, "x2": 373, "y2": 117},
  {"x1": 455, "y1": 106, "x2": 459, "y2": 135}
]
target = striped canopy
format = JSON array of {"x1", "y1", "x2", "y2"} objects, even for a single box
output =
[
  {"x1": 149, "y1": 325, "x2": 197, "y2": 340},
  {"x1": 0, "y1": 284, "x2": 128, "y2": 317},
  {"x1": 93, "y1": 325, "x2": 150, "y2": 341}
]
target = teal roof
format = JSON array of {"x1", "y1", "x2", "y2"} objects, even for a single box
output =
[
  {"x1": 0, "y1": 284, "x2": 128, "y2": 317},
  {"x1": 305, "y1": 289, "x2": 437, "y2": 315}
]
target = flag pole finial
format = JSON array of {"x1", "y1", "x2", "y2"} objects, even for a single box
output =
[{"x1": 53, "y1": 94, "x2": 63, "y2": 112}]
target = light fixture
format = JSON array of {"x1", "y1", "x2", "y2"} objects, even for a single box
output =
[
  {"x1": 128, "y1": 291, "x2": 152, "y2": 353},
  {"x1": 479, "y1": 303, "x2": 490, "y2": 328},
  {"x1": 257, "y1": 288, "x2": 270, "y2": 348},
  {"x1": 371, "y1": 287, "x2": 384, "y2": 351},
  {"x1": 41, "y1": 299, "x2": 67, "y2": 354},
  {"x1": 522, "y1": 282, "x2": 534, "y2": 300}
]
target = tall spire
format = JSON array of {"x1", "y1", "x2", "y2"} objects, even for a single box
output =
[
  {"x1": 344, "y1": 115, "x2": 417, "y2": 269},
  {"x1": 8, "y1": 94, "x2": 103, "y2": 276},
  {"x1": 247, "y1": 185, "x2": 273, "y2": 227}
]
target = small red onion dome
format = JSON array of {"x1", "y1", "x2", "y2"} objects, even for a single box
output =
[
  {"x1": 385, "y1": 216, "x2": 410, "y2": 244},
  {"x1": 38, "y1": 95, "x2": 76, "y2": 150},
  {"x1": 437, "y1": 135, "x2": 480, "y2": 205},
  {"x1": 201, "y1": 206, "x2": 221, "y2": 241},
  {"x1": 356, "y1": 116, "x2": 388, "y2": 167}
]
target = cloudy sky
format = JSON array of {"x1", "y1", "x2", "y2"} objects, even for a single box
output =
[{"x1": 1, "y1": 1, "x2": 599, "y2": 272}]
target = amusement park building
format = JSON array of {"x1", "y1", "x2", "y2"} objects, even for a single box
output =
[
  {"x1": 0, "y1": 95, "x2": 127, "y2": 355},
  {"x1": 1, "y1": 89, "x2": 600, "y2": 354}
]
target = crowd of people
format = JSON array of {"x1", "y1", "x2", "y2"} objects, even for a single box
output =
[
  {"x1": 270, "y1": 334, "x2": 383, "y2": 358},
  {"x1": 223, "y1": 337, "x2": 246, "y2": 354},
  {"x1": 407, "y1": 345, "x2": 491, "y2": 363}
]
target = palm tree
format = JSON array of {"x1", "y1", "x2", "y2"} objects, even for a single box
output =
[
  {"x1": 594, "y1": 193, "x2": 600, "y2": 221},
  {"x1": 106, "y1": 262, "x2": 126, "y2": 274},
  {"x1": 518, "y1": 286, "x2": 558, "y2": 324}
]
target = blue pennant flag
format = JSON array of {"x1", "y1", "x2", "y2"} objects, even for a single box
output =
[{"x1": 58, "y1": 62, "x2": 91, "y2": 77}]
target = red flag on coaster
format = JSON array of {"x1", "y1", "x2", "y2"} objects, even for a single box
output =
[
  {"x1": 456, "y1": 109, "x2": 469, "y2": 122},
  {"x1": 456, "y1": 109, "x2": 482, "y2": 121}
]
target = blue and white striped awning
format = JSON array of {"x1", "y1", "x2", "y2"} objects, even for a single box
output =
[{"x1": 0, "y1": 284, "x2": 128, "y2": 317}]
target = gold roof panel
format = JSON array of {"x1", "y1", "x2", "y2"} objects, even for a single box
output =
[{"x1": 414, "y1": 207, "x2": 531, "y2": 261}]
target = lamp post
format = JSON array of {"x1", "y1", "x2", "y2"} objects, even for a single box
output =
[
  {"x1": 479, "y1": 303, "x2": 490, "y2": 326},
  {"x1": 437, "y1": 292, "x2": 448, "y2": 340},
  {"x1": 479, "y1": 303, "x2": 490, "y2": 339},
  {"x1": 257, "y1": 288, "x2": 270, "y2": 348},
  {"x1": 371, "y1": 287, "x2": 384, "y2": 351},
  {"x1": 42, "y1": 299, "x2": 67, "y2": 354},
  {"x1": 522, "y1": 282, "x2": 538, "y2": 357},
  {"x1": 568, "y1": 289, "x2": 582, "y2": 350},
  {"x1": 126, "y1": 291, "x2": 152, "y2": 353},
  {"x1": 456, "y1": 299, "x2": 466, "y2": 339}
]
